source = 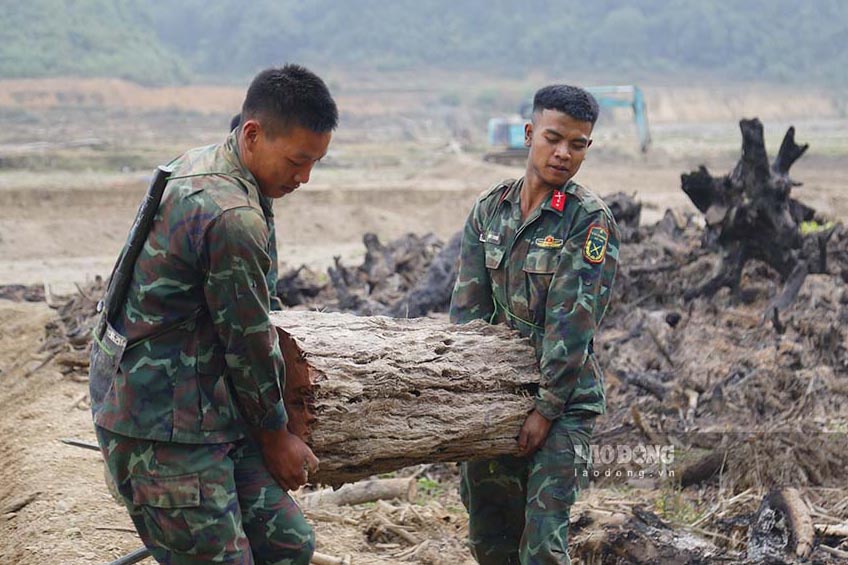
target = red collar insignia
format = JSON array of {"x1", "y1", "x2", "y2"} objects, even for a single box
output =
[{"x1": 551, "y1": 190, "x2": 566, "y2": 212}]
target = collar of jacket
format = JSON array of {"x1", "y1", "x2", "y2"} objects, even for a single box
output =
[
  {"x1": 502, "y1": 177, "x2": 576, "y2": 218},
  {"x1": 221, "y1": 130, "x2": 275, "y2": 218}
]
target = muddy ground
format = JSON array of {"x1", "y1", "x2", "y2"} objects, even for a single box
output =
[{"x1": 0, "y1": 76, "x2": 847, "y2": 564}]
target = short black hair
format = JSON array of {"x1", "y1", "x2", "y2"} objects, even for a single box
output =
[
  {"x1": 229, "y1": 113, "x2": 241, "y2": 132},
  {"x1": 241, "y1": 64, "x2": 338, "y2": 136},
  {"x1": 533, "y1": 85, "x2": 599, "y2": 125}
]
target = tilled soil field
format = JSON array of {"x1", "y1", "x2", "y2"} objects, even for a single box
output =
[{"x1": 1, "y1": 78, "x2": 847, "y2": 564}]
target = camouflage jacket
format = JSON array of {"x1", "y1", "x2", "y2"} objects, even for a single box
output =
[
  {"x1": 92, "y1": 130, "x2": 287, "y2": 443},
  {"x1": 450, "y1": 177, "x2": 619, "y2": 420}
]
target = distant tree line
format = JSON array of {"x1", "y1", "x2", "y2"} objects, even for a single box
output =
[{"x1": 1, "y1": 0, "x2": 846, "y2": 85}]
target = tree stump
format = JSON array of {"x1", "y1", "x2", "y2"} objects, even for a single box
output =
[
  {"x1": 271, "y1": 310, "x2": 538, "y2": 486},
  {"x1": 386, "y1": 231, "x2": 462, "y2": 318},
  {"x1": 327, "y1": 233, "x2": 443, "y2": 316},
  {"x1": 603, "y1": 192, "x2": 642, "y2": 243},
  {"x1": 680, "y1": 119, "x2": 836, "y2": 314},
  {"x1": 574, "y1": 506, "x2": 724, "y2": 563}
]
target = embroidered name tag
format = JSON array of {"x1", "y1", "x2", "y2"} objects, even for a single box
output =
[
  {"x1": 479, "y1": 232, "x2": 503, "y2": 245},
  {"x1": 583, "y1": 225, "x2": 609, "y2": 264},
  {"x1": 534, "y1": 235, "x2": 564, "y2": 249}
]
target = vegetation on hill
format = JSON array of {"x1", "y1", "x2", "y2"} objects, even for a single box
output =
[
  {"x1": 0, "y1": 0, "x2": 186, "y2": 84},
  {"x1": 1, "y1": 1, "x2": 846, "y2": 85}
]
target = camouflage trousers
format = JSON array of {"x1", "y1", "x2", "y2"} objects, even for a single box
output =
[
  {"x1": 96, "y1": 426, "x2": 314, "y2": 564},
  {"x1": 460, "y1": 413, "x2": 595, "y2": 565}
]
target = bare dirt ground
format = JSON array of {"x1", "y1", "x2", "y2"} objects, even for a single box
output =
[{"x1": 0, "y1": 76, "x2": 846, "y2": 564}]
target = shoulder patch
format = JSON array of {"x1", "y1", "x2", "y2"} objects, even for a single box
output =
[{"x1": 583, "y1": 224, "x2": 609, "y2": 264}]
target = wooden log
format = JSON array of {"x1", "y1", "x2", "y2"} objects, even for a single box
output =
[
  {"x1": 779, "y1": 488, "x2": 814, "y2": 559},
  {"x1": 748, "y1": 488, "x2": 814, "y2": 560},
  {"x1": 272, "y1": 310, "x2": 538, "y2": 486},
  {"x1": 300, "y1": 477, "x2": 417, "y2": 508}
]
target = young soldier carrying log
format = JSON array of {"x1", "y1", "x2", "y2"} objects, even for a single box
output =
[
  {"x1": 89, "y1": 65, "x2": 337, "y2": 564},
  {"x1": 450, "y1": 85, "x2": 620, "y2": 564}
]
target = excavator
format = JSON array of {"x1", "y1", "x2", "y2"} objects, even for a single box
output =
[{"x1": 484, "y1": 85, "x2": 651, "y2": 164}]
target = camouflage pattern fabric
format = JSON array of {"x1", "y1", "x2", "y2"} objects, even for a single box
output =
[
  {"x1": 90, "y1": 130, "x2": 287, "y2": 444},
  {"x1": 450, "y1": 177, "x2": 619, "y2": 419},
  {"x1": 460, "y1": 414, "x2": 594, "y2": 565},
  {"x1": 96, "y1": 426, "x2": 314, "y2": 564},
  {"x1": 450, "y1": 177, "x2": 619, "y2": 563}
]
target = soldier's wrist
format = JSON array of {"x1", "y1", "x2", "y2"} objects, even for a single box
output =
[
  {"x1": 534, "y1": 393, "x2": 562, "y2": 421},
  {"x1": 256, "y1": 402, "x2": 288, "y2": 432}
]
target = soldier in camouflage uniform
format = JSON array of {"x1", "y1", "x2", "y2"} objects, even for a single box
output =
[
  {"x1": 90, "y1": 65, "x2": 337, "y2": 564},
  {"x1": 450, "y1": 85, "x2": 619, "y2": 564}
]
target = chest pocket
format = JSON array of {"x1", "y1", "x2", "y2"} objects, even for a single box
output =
[
  {"x1": 522, "y1": 246, "x2": 560, "y2": 322},
  {"x1": 523, "y1": 247, "x2": 560, "y2": 275},
  {"x1": 484, "y1": 244, "x2": 506, "y2": 270}
]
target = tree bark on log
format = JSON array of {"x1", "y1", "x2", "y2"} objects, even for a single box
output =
[
  {"x1": 680, "y1": 119, "x2": 836, "y2": 314},
  {"x1": 271, "y1": 311, "x2": 538, "y2": 486}
]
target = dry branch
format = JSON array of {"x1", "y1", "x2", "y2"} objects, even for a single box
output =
[
  {"x1": 1, "y1": 492, "x2": 39, "y2": 514},
  {"x1": 311, "y1": 551, "x2": 352, "y2": 565},
  {"x1": 301, "y1": 478, "x2": 417, "y2": 508},
  {"x1": 815, "y1": 523, "x2": 848, "y2": 538},
  {"x1": 819, "y1": 545, "x2": 848, "y2": 559},
  {"x1": 779, "y1": 488, "x2": 814, "y2": 558}
]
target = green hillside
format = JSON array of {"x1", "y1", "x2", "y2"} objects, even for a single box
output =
[
  {"x1": 0, "y1": 0, "x2": 185, "y2": 83},
  {"x1": 1, "y1": 0, "x2": 846, "y2": 85}
]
